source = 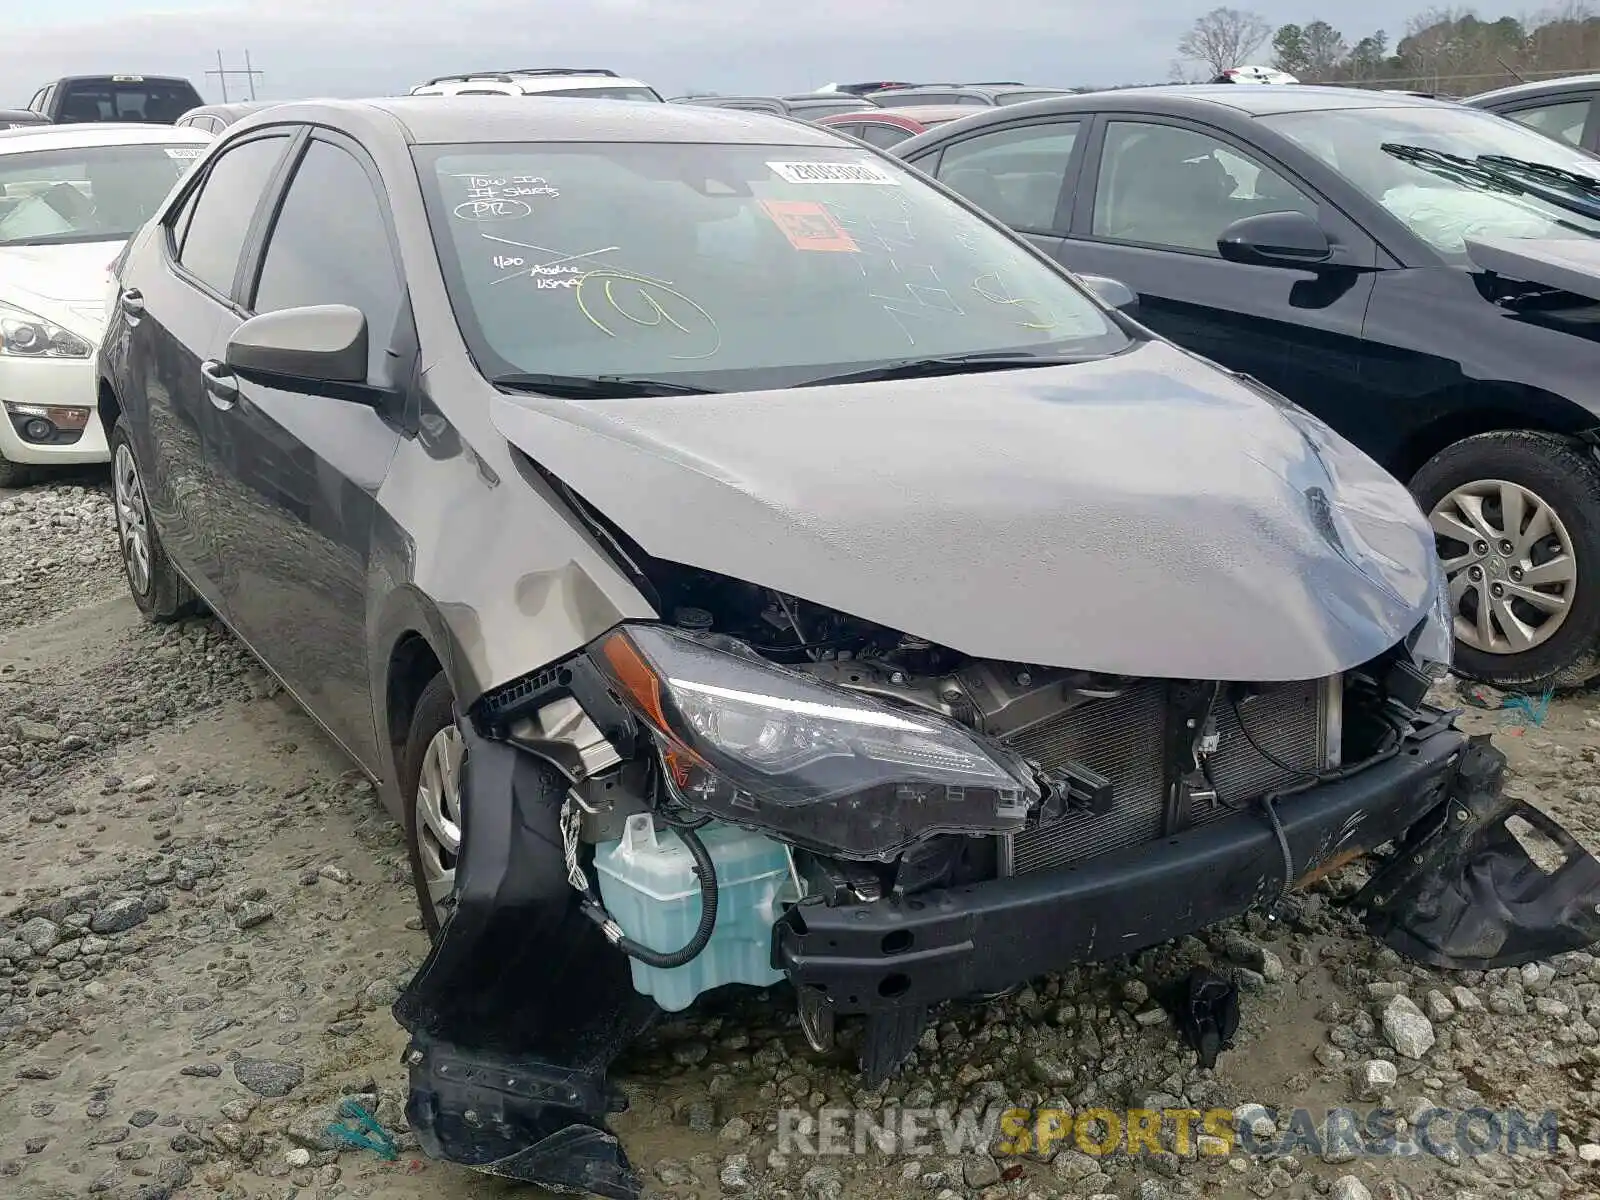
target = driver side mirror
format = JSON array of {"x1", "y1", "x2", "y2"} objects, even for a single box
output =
[
  {"x1": 224, "y1": 304, "x2": 369, "y2": 394},
  {"x1": 1078, "y1": 274, "x2": 1140, "y2": 315},
  {"x1": 1217, "y1": 210, "x2": 1333, "y2": 268}
]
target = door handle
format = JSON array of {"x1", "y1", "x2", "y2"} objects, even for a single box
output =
[
  {"x1": 119, "y1": 288, "x2": 144, "y2": 324},
  {"x1": 200, "y1": 359, "x2": 238, "y2": 406}
]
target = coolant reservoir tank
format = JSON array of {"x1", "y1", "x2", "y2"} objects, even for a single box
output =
[{"x1": 592, "y1": 814, "x2": 802, "y2": 1013}]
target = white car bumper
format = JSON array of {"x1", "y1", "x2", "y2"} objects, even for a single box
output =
[{"x1": 0, "y1": 354, "x2": 107, "y2": 466}]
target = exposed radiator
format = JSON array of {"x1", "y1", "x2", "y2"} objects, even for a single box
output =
[{"x1": 1003, "y1": 679, "x2": 1328, "y2": 876}]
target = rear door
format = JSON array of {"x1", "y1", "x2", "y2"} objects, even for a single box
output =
[
  {"x1": 913, "y1": 116, "x2": 1087, "y2": 258},
  {"x1": 1056, "y1": 114, "x2": 1378, "y2": 411},
  {"x1": 114, "y1": 129, "x2": 297, "y2": 611},
  {"x1": 205, "y1": 130, "x2": 410, "y2": 768}
]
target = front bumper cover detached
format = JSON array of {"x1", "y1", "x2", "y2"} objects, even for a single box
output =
[{"x1": 392, "y1": 721, "x2": 1600, "y2": 1200}]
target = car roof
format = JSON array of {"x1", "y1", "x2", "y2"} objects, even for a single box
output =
[
  {"x1": 1464, "y1": 74, "x2": 1600, "y2": 106},
  {"x1": 0, "y1": 108, "x2": 47, "y2": 121},
  {"x1": 0, "y1": 122, "x2": 213, "y2": 151},
  {"x1": 410, "y1": 70, "x2": 655, "y2": 95},
  {"x1": 827, "y1": 105, "x2": 977, "y2": 126},
  {"x1": 181, "y1": 101, "x2": 281, "y2": 117},
  {"x1": 944, "y1": 83, "x2": 1455, "y2": 118},
  {"x1": 876, "y1": 85, "x2": 997, "y2": 100},
  {"x1": 234, "y1": 96, "x2": 844, "y2": 146}
]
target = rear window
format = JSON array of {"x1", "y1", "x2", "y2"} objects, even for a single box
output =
[
  {"x1": 58, "y1": 79, "x2": 202, "y2": 124},
  {"x1": 539, "y1": 86, "x2": 663, "y2": 102}
]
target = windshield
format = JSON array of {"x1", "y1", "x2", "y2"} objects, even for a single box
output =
[
  {"x1": 542, "y1": 86, "x2": 663, "y2": 102},
  {"x1": 0, "y1": 142, "x2": 200, "y2": 246},
  {"x1": 417, "y1": 141, "x2": 1127, "y2": 391},
  {"x1": 1260, "y1": 105, "x2": 1600, "y2": 259}
]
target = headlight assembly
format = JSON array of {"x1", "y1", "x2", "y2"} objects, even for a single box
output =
[
  {"x1": 591, "y1": 623, "x2": 1036, "y2": 861},
  {"x1": 0, "y1": 300, "x2": 93, "y2": 359},
  {"x1": 1408, "y1": 553, "x2": 1455, "y2": 679}
]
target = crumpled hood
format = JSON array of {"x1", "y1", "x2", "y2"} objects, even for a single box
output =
[
  {"x1": 0, "y1": 241, "x2": 118, "y2": 338},
  {"x1": 489, "y1": 339, "x2": 1438, "y2": 681}
]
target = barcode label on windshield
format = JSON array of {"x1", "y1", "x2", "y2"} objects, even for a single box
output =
[
  {"x1": 767, "y1": 160, "x2": 899, "y2": 185},
  {"x1": 164, "y1": 147, "x2": 205, "y2": 160}
]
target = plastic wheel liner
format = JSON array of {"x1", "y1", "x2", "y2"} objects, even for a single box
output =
[
  {"x1": 393, "y1": 725, "x2": 1600, "y2": 1198},
  {"x1": 1355, "y1": 733, "x2": 1600, "y2": 969},
  {"x1": 391, "y1": 723, "x2": 656, "y2": 1198}
]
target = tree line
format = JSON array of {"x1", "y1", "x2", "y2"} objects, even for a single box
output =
[{"x1": 1172, "y1": 2, "x2": 1600, "y2": 95}]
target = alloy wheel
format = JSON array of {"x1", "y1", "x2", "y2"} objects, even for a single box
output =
[
  {"x1": 414, "y1": 724, "x2": 464, "y2": 924},
  {"x1": 1428, "y1": 478, "x2": 1577, "y2": 655},
  {"x1": 112, "y1": 443, "x2": 152, "y2": 597}
]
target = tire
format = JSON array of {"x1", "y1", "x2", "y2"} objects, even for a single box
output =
[
  {"x1": 109, "y1": 421, "x2": 198, "y2": 622},
  {"x1": 401, "y1": 672, "x2": 463, "y2": 940},
  {"x1": 0, "y1": 449, "x2": 34, "y2": 489},
  {"x1": 1410, "y1": 430, "x2": 1600, "y2": 691}
]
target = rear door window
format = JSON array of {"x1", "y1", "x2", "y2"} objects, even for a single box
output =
[{"x1": 860, "y1": 123, "x2": 916, "y2": 149}]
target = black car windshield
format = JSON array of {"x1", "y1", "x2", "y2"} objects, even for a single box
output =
[
  {"x1": 0, "y1": 142, "x2": 201, "y2": 246},
  {"x1": 1260, "y1": 105, "x2": 1600, "y2": 259},
  {"x1": 417, "y1": 141, "x2": 1128, "y2": 390}
]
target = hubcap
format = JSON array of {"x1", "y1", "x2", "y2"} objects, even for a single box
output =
[
  {"x1": 415, "y1": 725, "x2": 464, "y2": 924},
  {"x1": 1429, "y1": 478, "x2": 1577, "y2": 656},
  {"x1": 112, "y1": 443, "x2": 152, "y2": 597}
]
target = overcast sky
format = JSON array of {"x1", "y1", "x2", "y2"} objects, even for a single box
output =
[{"x1": 7, "y1": 0, "x2": 1410, "y2": 104}]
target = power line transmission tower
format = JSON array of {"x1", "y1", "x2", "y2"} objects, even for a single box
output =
[{"x1": 204, "y1": 50, "x2": 263, "y2": 102}]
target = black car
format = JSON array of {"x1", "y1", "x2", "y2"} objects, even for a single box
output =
[
  {"x1": 1463, "y1": 74, "x2": 1600, "y2": 152},
  {"x1": 896, "y1": 84, "x2": 1600, "y2": 690},
  {"x1": 27, "y1": 75, "x2": 204, "y2": 124},
  {"x1": 94, "y1": 94, "x2": 1589, "y2": 1198}
]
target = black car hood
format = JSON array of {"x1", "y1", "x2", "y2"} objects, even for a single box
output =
[
  {"x1": 489, "y1": 340, "x2": 1438, "y2": 681},
  {"x1": 1466, "y1": 235, "x2": 1600, "y2": 301}
]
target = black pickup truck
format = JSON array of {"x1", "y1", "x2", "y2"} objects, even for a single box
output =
[{"x1": 24, "y1": 75, "x2": 203, "y2": 124}]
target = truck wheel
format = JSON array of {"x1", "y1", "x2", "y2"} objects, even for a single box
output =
[
  {"x1": 1411, "y1": 430, "x2": 1600, "y2": 690},
  {"x1": 401, "y1": 672, "x2": 463, "y2": 940}
]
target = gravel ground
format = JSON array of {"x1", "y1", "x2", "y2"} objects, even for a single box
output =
[{"x1": 3, "y1": 476, "x2": 1600, "y2": 1200}]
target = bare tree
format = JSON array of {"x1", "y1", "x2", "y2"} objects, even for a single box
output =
[{"x1": 1177, "y1": 7, "x2": 1274, "y2": 75}]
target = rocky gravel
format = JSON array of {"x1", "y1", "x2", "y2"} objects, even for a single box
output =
[{"x1": 2, "y1": 474, "x2": 1600, "y2": 1200}]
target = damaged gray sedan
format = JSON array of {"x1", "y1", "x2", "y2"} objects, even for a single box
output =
[{"x1": 94, "y1": 97, "x2": 1600, "y2": 1197}]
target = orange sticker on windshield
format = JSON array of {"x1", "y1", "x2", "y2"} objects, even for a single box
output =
[{"x1": 759, "y1": 199, "x2": 858, "y2": 252}]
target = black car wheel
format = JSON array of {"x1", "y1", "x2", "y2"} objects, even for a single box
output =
[
  {"x1": 401, "y1": 672, "x2": 463, "y2": 940},
  {"x1": 109, "y1": 421, "x2": 198, "y2": 622},
  {"x1": 1411, "y1": 430, "x2": 1600, "y2": 690}
]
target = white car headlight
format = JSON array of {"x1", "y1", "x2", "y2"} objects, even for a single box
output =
[{"x1": 0, "y1": 300, "x2": 93, "y2": 359}]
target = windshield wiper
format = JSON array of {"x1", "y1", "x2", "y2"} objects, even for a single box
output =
[
  {"x1": 797, "y1": 351, "x2": 1097, "y2": 388},
  {"x1": 1475, "y1": 153, "x2": 1600, "y2": 195},
  {"x1": 1381, "y1": 142, "x2": 1600, "y2": 220},
  {"x1": 490, "y1": 372, "x2": 718, "y2": 398}
]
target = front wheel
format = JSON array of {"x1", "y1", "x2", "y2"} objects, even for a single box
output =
[
  {"x1": 401, "y1": 672, "x2": 464, "y2": 940},
  {"x1": 109, "y1": 421, "x2": 197, "y2": 622},
  {"x1": 1411, "y1": 430, "x2": 1600, "y2": 690}
]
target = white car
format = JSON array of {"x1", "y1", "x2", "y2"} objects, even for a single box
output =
[
  {"x1": 0, "y1": 122, "x2": 212, "y2": 486},
  {"x1": 407, "y1": 67, "x2": 663, "y2": 101}
]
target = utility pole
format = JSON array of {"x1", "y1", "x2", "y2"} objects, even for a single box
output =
[{"x1": 204, "y1": 51, "x2": 264, "y2": 103}]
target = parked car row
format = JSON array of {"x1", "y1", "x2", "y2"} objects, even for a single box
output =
[{"x1": 84, "y1": 92, "x2": 1600, "y2": 1200}]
